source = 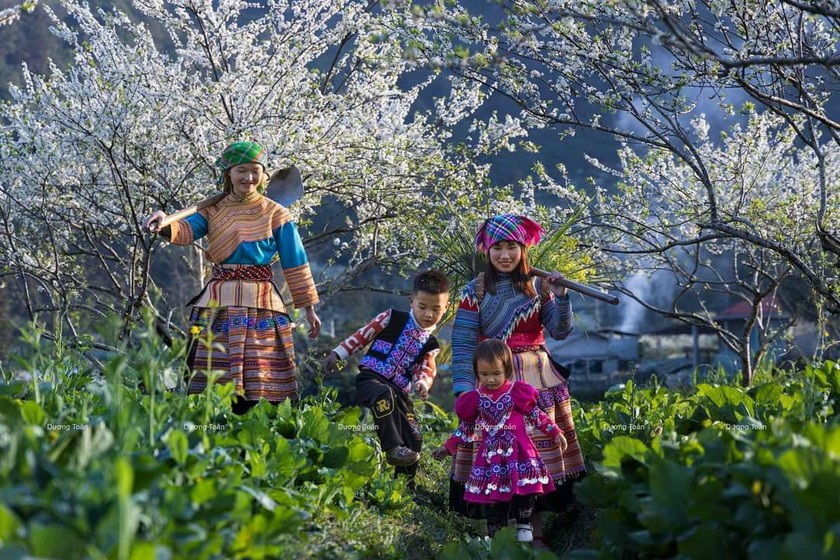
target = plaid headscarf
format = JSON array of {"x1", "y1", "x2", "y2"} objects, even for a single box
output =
[
  {"x1": 474, "y1": 214, "x2": 545, "y2": 251},
  {"x1": 215, "y1": 141, "x2": 268, "y2": 186}
]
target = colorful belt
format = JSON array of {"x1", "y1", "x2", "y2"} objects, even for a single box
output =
[
  {"x1": 211, "y1": 264, "x2": 273, "y2": 281},
  {"x1": 510, "y1": 344, "x2": 542, "y2": 354}
]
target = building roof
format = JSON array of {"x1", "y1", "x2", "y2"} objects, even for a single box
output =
[
  {"x1": 717, "y1": 296, "x2": 787, "y2": 319},
  {"x1": 557, "y1": 329, "x2": 641, "y2": 341},
  {"x1": 645, "y1": 296, "x2": 788, "y2": 336},
  {"x1": 646, "y1": 323, "x2": 718, "y2": 336}
]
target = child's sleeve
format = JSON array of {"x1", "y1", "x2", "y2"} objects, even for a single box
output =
[
  {"x1": 514, "y1": 382, "x2": 561, "y2": 436},
  {"x1": 411, "y1": 348, "x2": 440, "y2": 392},
  {"x1": 331, "y1": 309, "x2": 392, "y2": 360},
  {"x1": 167, "y1": 212, "x2": 209, "y2": 245},
  {"x1": 539, "y1": 282, "x2": 573, "y2": 340},
  {"x1": 272, "y1": 207, "x2": 319, "y2": 309},
  {"x1": 450, "y1": 280, "x2": 481, "y2": 395},
  {"x1": 443, "y1": 391, "x2": 480, "y2": 455}
]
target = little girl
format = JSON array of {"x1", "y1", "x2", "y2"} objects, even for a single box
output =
[{"x1": 433, "y1": 339, "x2": 567, "y2": 542}]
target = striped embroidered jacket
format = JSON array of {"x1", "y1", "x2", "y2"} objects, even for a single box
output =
[
  {"x1": 450, "y1": 273, "x2": 572, "y2": 395},
  {"x1": 167, "y1": 193, "x2": 319, "y2": 313}
]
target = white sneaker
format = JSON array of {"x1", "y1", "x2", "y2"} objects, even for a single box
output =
[{"x1": 516, "y1": 523, "x2": 533, "y2": 542}]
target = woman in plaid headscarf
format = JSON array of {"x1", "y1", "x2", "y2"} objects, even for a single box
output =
[
  {"x1": 447, "y1": 213, "x2": 586, "y2": 546},
  {"x1": 144, "y1": 141, "x2": 320, "y2": 413}
]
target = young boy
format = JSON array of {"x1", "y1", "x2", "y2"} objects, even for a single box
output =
[{"x1": 323, "y1": 269, "x2": 450, "y2": 483}]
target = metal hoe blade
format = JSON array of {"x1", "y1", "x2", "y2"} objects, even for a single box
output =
[{"x1": 267, "y1": 165, "x2": 304, "y2": 207}]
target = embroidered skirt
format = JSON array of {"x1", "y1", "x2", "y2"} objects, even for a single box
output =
[
  {"x1": 449, "y1": 347, "x2": 586, "y2": 514},
  {"x1": 185, "y1": 306, "x2": 298, "y2": 402}
]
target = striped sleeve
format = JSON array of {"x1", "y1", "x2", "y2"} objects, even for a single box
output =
[
  {"x1": 332, "y1": 309, "x2": 392, "y2": 360},
  {"x1": 412, "y1": 348, "x2": 440, "y2": 391},
  {"x1": 168, "y1": 213, "x2": 208, "y2": 245},
  {"x1": 541, "y1": 291, "x2": 573, "y2": 340},
  {"x1": 450, "y1": 280, "x2": 480, "y2": 395},
  {"x1": 272, "y1": 209, "x2": 319, "y2": 309}
]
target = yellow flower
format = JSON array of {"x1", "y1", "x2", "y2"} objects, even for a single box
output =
[{"x1": 190, "y1": 325, "x2": 202, "y2": 336}]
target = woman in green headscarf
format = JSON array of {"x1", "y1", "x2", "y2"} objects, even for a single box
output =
[{"x1": 144, "y1": 141, "x2": 321, "y2": 413}]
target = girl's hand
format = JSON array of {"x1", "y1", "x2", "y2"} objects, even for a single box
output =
[
  {"x1": 322, "y1": 351, "x2": 339, "y2": 374},
  {"x1": 545, "y1": 271, "x2": 568, "y2": 298},
  {"x1": 304, "y1": 306, "x2": 321, "y2": 339},
  {"x1": 431, "y1": 446, "x2": 449, "y2": 461},
  {"x1": 555, "y1": 431, "x2": 568, "y2": 452},
  {"x1": 143, "y1": 210, "x2": 167, "y2": 233}
]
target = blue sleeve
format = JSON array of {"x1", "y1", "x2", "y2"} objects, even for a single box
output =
[
  {"x1": 541, "y1": 291, "x2": 573, "y2": 340},
  {"x1": 451, "y1": 281, "x2": 480, "y2": 396},
  {"x1": 273, "y1": 220, "x2": 309, "y2": 268},
  {"x1": 184, "y1": 213, "x2": 208, "y2": 241}
]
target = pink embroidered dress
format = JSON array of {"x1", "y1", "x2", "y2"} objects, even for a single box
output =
[{"x1": 444, "y1": 380, "x2": 560, "y2": 504}]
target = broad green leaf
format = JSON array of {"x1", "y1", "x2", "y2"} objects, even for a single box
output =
[
  {"x1": 248, "y1": 449, "x2": 267, "y2": 479},
  {"x1": 299, "y1": 407, "x2": 330, "y2": 443},
  {"x1": 776, "y1": 447, "x2": 836, "y2": 486},
  {"x1": 489, "y1": 526, "x2": 532, "y2": 560},
  {"x1": 323, "y1": 446, "x2": 349, "y2": 469},
  {"x1": 575, "y1": 474, "x2": 619, "y2": 508},
  {"x1": 801, "y1": 424, "x2": 840, "y2": 459},
  {"x1": 240, "y1": 485, "x2": 278, "y2": 512},
  {"x1": 271, "y1": 436, "x2": 305, "y2": 482},
  {"x1": 190, "y1": 479, "x2": 216, "y2": 506},
  {"x1": 750, "y1": 382, "x2": 782, "y2": 406},
  {"x1": 166, "y1": 429, "x2": 188, "y2": 465},
  {"x1": 346, "y1": 436, "x2": 375, "y2": 463},
  {"x1": 19, "y1": 401, "x2": 45, "y2": 426},
  {"x1": 29, "y1": 524, "x2": 85, "y2": 558},
  {"x1": 0, "y1": 505, "x2": 21, "y2": 541},
  {"x1": 679, "y1": 524, "x2": 739, "y2": 559},
  {"x1": 0, "y1": 397, "x2": 23, "y2": 426},
  {"x1": 333, "y1": 406, "x2": 362, "y2": 430},
  {"x1": 601, "y1": 436, "x2": 650, "y2": 469},
  {"x1": 648, "y1": 457, "x2": 692, "y2": 513},
  {"x1": 129, "y1": 541, "x2": 164, "y2": 560}
]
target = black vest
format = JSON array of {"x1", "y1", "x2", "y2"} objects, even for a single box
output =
[{"x1": 358, "y1": 309, "x2": 439, "y2": 391}]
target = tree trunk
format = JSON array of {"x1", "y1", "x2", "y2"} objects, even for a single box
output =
[{"x1": 739, "y1": 338, "x2": 753, "y2": 387}]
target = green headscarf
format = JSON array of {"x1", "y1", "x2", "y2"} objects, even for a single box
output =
[{"x1": 216, "y1": 141, "x2": 268, "y2": 186}]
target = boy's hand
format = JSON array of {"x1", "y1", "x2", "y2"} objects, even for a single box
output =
[
  {"x1": 322, "y1": 351, "x2": 340, "y2": 374},
  {"x1": 555, "y1": 431, "x2": 568, "y2": 452},
  {"x1": 431, "y1": 446, "x2": 449, "y2": 461},
  {"x1": 414, "y1": 382, "x2": 428, "y2": 401}
]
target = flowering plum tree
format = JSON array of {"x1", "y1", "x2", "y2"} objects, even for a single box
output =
[
  {"x1": 0, "y1": 1, "x2": 38, "y2": 27},
  {"x1": 0, "y1": 0, "x2": 565, "y2": 353},
  {"x1": 393, "y1": 0, "x2": 840, "y2": 385}
]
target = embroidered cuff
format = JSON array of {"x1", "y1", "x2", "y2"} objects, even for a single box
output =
[
  {"x1": 413, "y1": 378, "x2": 430, "y2": 392},
  {"x1": 333, "y1": 346, "x2": 351, "y2": 361}
]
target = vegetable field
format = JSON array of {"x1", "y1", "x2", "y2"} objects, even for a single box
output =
[{"x1": 1, "y1": 322, "x2": 838, "y2": 559}]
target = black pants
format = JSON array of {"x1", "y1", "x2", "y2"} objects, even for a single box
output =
[
  {"x1": 356, "y1": 370, "x2": 421, "y2": 480},
  {"x1": 231, "y1": 395, "x2": 259, "y2": 415},
  {"x1": 486, "y1": 494, "x2": 536, "y2": 536}
]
